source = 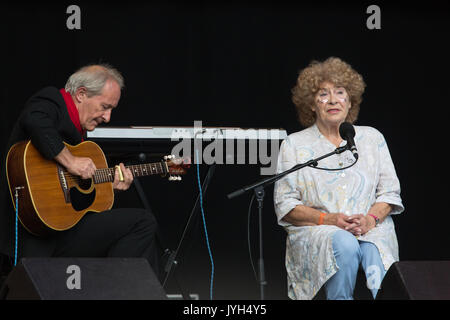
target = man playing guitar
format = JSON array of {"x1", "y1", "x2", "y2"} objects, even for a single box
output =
[{"x1": 1, "y1": 64, "x2": 163, "y2": 281}]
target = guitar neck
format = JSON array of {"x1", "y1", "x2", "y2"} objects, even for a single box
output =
[{"x1": 93, "y1": 162, "x2": 166, "y2": 184}]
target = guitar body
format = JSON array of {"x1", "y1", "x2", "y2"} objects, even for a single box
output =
[{"x1": 6, "y1": 140, "x2": 114, "y2": 237}]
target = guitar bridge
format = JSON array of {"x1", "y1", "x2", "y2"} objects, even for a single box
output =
[{"x1": 57, "y1": 165, "x2": 71, "y2": 203}]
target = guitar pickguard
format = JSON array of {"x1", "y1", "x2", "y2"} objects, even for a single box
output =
[{"x1": 69, "y1": 187, "x2": 96, "y2": 211}]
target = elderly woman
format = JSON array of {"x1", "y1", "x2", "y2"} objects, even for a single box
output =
[{"x1": 274, "y1": 57, "x2": 404, "y2": 300}]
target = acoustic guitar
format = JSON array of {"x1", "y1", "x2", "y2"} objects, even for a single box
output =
[{"x1": 6, "y1": 140, "x2": 190, "y2": 237}]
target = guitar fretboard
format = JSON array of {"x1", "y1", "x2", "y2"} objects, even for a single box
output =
[{"x1": 93, "y1": 163, "x2": 166, "y2": 184}]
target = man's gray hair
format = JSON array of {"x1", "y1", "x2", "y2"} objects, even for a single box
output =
[{"x1": 65, "y1": 63, "x2": 124, "y2": 97}]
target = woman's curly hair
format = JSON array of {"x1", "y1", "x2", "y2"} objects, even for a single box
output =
[{"x1": 291, "y1": 57, "x2": 366, "y2": 128}]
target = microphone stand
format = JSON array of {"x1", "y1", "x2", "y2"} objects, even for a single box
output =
[{"x1": 227, "y1": 144, "x2": 349, "y2": 300}]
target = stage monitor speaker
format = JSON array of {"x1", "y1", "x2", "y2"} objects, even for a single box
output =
[
  {"x1": 376, "y1": 261, "x2": 450, "y2": 300},
  {"x1": 1, "y1": 257, "x2": 167, "y2": 300}
]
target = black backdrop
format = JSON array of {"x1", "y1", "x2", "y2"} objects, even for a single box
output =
[{"x1": 1, "y1": 1, "x2": 449, "y2": 300}]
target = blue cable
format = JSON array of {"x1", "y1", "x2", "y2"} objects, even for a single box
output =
[
  {"x1": 14, "y1": 191, "x2": 18, "y2": 266},
  {"x1": 195, "y1": 149, "x2": 214, "y2": 300}
]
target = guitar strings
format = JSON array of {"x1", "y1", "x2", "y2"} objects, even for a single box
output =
[{"x1": 61, "y1": 163, "x2": 166, "y2": 184}]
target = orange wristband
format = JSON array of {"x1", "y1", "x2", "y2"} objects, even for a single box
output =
[{"x1": 318, "y1": 213, "x2": 326, "y2": 225}]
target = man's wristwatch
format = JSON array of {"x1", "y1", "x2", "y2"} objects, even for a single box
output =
[{"x1": 368, "y1": 214, "x2": 380, "y2": 227}]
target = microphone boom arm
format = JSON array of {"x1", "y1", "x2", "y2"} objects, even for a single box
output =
[{"x1": 227, "y1": 145, "x2": 348, "y2": 199}]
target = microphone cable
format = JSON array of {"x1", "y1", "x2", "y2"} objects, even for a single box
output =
[
  {"x1": 13, "y1": 187, "x2": 24, "y2": 267},
  {"x1": 308, "y1": 155, "x2": 358, "y2": 171},
  {"x1": 247, "y1": 193, "x2": 258, "y2": 282},
  {"x1": 195, "y1": 148, "x2": 215, "y2": 300},
  {"x1": 14, "y1": 191, "x2": 19, "y2": 266}
]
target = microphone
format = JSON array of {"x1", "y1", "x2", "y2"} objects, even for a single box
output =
[{"x1": 339, "y1": 122, "x2": 358, "y2": 160}]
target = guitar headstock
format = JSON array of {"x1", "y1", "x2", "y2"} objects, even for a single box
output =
[{"x1": 163, "y1": 155, "x2": 191, "y2": 181}]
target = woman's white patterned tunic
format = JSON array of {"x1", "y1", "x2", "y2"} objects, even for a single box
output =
[{"x1": 274, "y1": 124, "x2": 404, "y2": 300}]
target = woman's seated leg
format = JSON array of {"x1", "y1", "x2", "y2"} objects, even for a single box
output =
[{"x1": 324, "y1": 230, "x2": 361, "y2": 300}]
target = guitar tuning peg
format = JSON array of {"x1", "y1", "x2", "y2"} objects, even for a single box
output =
[
  {"x1": 164, "y1": 156, "x2": 168, "y2": 160},
  {"x1": 177, "y1": 176, "x2": 182, "y2": 181}
]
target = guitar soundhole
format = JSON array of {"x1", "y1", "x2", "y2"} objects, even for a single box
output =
[
  {"x1": 69, "y1": 187, "x2": 96, "y2": 212},
  {"x1": 78, "y1": 178, "x2": 93, "y2": 190}
]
